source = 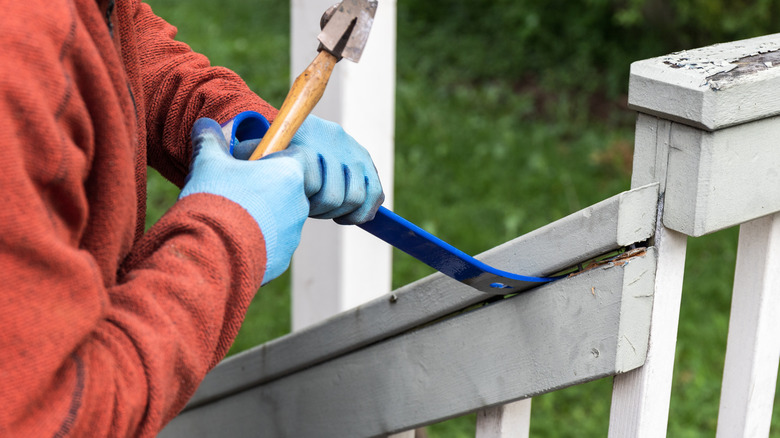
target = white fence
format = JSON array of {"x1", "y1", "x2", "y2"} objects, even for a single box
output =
[{"x1": 160, "y1": 33, "x2": 780, "y2": 438}]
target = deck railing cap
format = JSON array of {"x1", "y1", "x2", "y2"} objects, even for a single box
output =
[{"x1": 629, "y1": 33, "x2": 780, "y2": 130}]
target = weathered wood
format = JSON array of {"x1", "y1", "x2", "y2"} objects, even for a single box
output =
[
  {"x1": 629, "y1": 114, "x2": 672, "y2": 192},
  {"x1": 476, "y1": 399, "x2": 531, "y2": 438},
  {"x1": 183, "y1": 183, "x2": 658, "y2": 410},
  {"x1": 608, "y1": 229, "x2": 686, "y2": 438},
  {"x1": 615, "y1": 34, "x2": 780, "y2": 436},
  {"x1": 716, "y1": 213, "x2": 780, "y2": 437},
  {"x1": 629, "y1": 34, "x2": 780, "y2": 237},
  {"x1": 629, "y1": 33, "x2": 780, "y2": 131},
  {"x1": 631, "y1": 48, "x2": 780, "y2": 238},
  {"x1": 609, "y1": 113, "x2": 690, "y2": 438},
  {"x1": 161, "y1": 249, "x2": 657, "y2": 438},
  {"x1": 662, "y1": 116, "x2": 780, "y2": 237}
]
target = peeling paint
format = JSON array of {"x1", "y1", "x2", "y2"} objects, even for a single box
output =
[
  {"x1": 568, "y1": 247, "x2": 648, "y2": 277},
  {"x1": 660, "y1": 41, "x2": 780, "y2": 90},
  {"x1": 706, "y1": 50, "x2": 780, "y2": 90}
]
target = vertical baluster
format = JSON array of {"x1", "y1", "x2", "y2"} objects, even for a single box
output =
[
  {"x1": 716, "y1": 213, "x2": 780, "y2": 437},
  {"x1": 476, "y1": 399, "x2": 532, "y2": 438}
]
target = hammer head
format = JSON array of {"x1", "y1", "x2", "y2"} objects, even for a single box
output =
[{"x1": 317, "y1": 0, "x2": 378, "y2": 62}]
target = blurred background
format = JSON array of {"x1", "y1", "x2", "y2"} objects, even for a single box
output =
[{"x1": 144, "y1": 0, "x2": 780, "y2": 435}]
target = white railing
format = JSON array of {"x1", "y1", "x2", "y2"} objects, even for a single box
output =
[
  {"x1": 610, "y1": 34, "x2": 780, "y2": 437},
  {"x1": 161, "y1": 33, "x2": 780, "y2": 438}
]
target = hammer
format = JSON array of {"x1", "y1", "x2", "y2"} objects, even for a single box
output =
[{"x1": 247, "y1": 0, "x2": 378, "y2": 160}]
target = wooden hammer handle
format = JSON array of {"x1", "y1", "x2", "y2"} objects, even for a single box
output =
[{"x1": 248, "y1": 50, "x2": 339, "y2": 161}]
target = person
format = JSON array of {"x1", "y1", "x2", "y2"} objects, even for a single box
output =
[{"x1": 0, "y1": 0, "x2": 384, "y2": 436}]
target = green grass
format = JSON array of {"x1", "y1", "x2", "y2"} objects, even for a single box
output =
[{"x1": 144, "y1": 0, "x2": 780, "y2": 435}]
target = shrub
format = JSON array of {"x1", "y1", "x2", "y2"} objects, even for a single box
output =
[{"x1": 399, "y1": 0, "x2": 780, "y2": 96}]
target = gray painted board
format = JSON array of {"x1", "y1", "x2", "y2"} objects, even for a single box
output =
[
  {"x1": 183, "y1": 184, "x2": 659, "y2": 410},
  {"x1": 629, "y1": 33, "x2": 780, "y2": 130},
  {"x1": 162, "y1": 249, "x2": 657, "y2": 438},
  {"x1": 630, "y1": 114, "x2": 673, "y2": 192},
  {"x1": 664, "y1": 116, "x2": 780, "y2": 236}
]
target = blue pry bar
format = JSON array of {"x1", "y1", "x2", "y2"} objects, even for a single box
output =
[
  {"x1": 228, "y1": 111, "x2": 556, "y2": 295},
  {"x1": 359, "y1": 207, "x2": 555, "y2": 295}
]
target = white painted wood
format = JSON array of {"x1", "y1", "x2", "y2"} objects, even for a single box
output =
[
  {"x1": 610, "y1": 114, "x2": 689, "y2": 437},
  {"x1": 716, "y1": 213, "x2": 780, "y2": 438},
  {"x1": 608, "y1": 227, "x2": 687, "y2": 438},
  {"x1": 162, "y1": 250, "x2": 657, "y2": 438},
  {"x1": 613, "y1": 35, "x2": 780, "y2": 435},
  {"x1": 476, "y1": 399, "x2": 532, "y2": 438},
  {"x1": 388, "y1": 431, "x2": 415, "y2": 438},
  {"x1": 629, "y1": 33, "x2": 780, "y2": 130},
  {"x1": 631, "y1": 113, "x2": 780, "y2": 238},
  {"x1": 290, "y1": 0, "x2": 397, "y2": 330},
  {"x1": 183, "y1": 184, "x2": 658, "y2": 410},
  {"x1": 629, "y1": 114, "x2": 671, "y2": 191},
  {"x1": 618, "y1": 35, "x2": 780, "y2": 438},
  {"x1": 662, "y1": 116, "x2": 780, "y2": 237}
]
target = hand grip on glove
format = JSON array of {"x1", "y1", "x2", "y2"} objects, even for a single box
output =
[{"x1": 224, "y1": 111, "x2": 384, "y2": 225}]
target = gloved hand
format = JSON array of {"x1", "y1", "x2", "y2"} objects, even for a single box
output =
[
  {"x1": 180, "y1": 117, "x2": 309, "y2": 284},
  {"x1": 232, "y1": 114, "x2": 384, "y2": 225}
]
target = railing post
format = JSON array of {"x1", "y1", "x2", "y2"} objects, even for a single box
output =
[
  {"x1": 609, "y1": 34, "x2": 780, "y2": 436},
  {"x1": 608, "y1": 113, "x2": 688, "y2": 437},
  {"x1": 289, "y1": 0, "x2": 396, "y2": 330}
]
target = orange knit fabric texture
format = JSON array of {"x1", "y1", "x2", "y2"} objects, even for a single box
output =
[{"x1": 0, "y1": 0, "x2": 278, "y2": 435}]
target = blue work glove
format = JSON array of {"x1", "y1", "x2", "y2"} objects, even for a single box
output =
[
  {"x1": 232, "y1": 115, "x2": 384, "y2": 225},
  {"x1": 180, "y1": 118, "x2": 309, "y2": 284}
]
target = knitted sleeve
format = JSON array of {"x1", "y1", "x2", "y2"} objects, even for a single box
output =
[
  {"x1": 0, "y1": 1, "x2": 268, "y2": 436},
  {"x1": 129, "y1": 0, "x2": 278, "y2": 187}
]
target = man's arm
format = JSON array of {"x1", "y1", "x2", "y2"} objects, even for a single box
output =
[
  {"x1": 0, "y1": 100, "x2": 268, "y2": 438},
  {"x1": 0, "y1": 2, "x2": 303, "y2": 435},
  {"x1": 125, "y1": 0, "x2": 278, "y2": 186}
]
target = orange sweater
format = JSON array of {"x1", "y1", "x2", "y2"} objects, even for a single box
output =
[{"x1": 0, "y1": 0, "x2": 278, "y2": 436}]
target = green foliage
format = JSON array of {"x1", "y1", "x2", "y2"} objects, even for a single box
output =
[{"x1": 400, "y1": 0, "x2": 780, "y2": 97}]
